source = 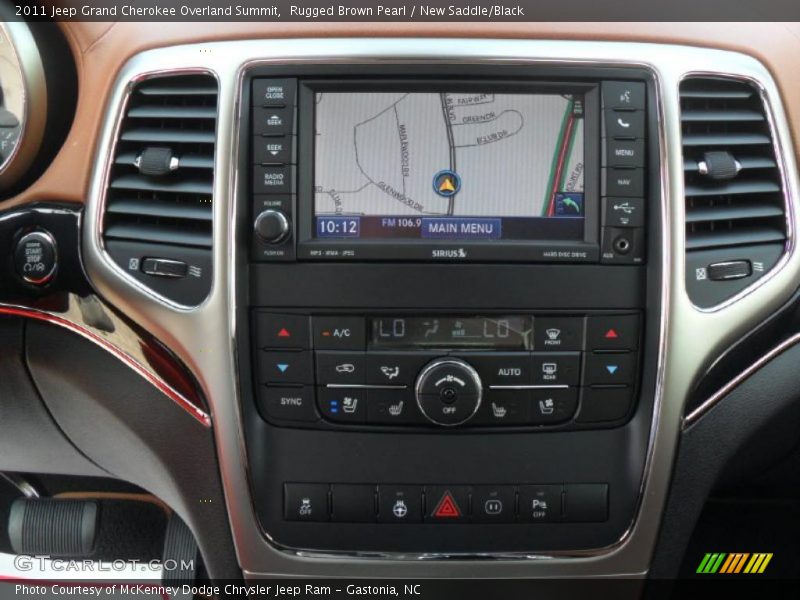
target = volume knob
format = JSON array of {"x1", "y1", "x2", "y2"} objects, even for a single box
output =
[{"x1": 254, "y1": 210, "x2": 290, "y2": 244}]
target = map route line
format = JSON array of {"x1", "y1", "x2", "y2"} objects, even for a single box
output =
[{"x1": 439, "y1": 93, "x2": 457, "y2": 215}]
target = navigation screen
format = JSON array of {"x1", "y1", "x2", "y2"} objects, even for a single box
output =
[{"x1": 313, "y1": 91, "x2": 585, "y2": 242}]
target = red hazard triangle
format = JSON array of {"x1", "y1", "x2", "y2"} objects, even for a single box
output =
[
  {"x1": 604, "y1": 328, "x2": 619, "y2": 339},
  {"x1": 277, "y1": 328, "x2": 291, "y2": 338},
  {"x1": 433, "y1": 491, "x2": 462, "y2": 518}
]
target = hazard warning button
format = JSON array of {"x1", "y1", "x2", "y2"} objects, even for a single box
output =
[
  {"x1": 586, "y1": 314, "x2": 639, "y2": 351},
  {"x1": 425, "y1": 486, "x2": 470, "y2": 522}
]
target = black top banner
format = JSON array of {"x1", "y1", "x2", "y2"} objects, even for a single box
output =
[{"x1": 5, "y1": 0, "x2": 800, "y2": 21}]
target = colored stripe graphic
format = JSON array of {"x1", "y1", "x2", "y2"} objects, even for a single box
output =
[{"x1": 698, "y1": 552, "x2": 773, "y2": 574}]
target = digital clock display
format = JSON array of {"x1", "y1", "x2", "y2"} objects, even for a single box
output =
[{"x1": 370, "y1": 316, "x2": 531, "y2": 349}]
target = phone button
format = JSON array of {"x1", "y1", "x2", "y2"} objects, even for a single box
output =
[{"x1": 604, "y1": 109, "x2": 644, "y2": 139}]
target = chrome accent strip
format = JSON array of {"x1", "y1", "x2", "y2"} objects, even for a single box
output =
[
  {"x1": 0, "y1": 473, "x2": 40, "y2": 498},
  {"x1": 81, "y1": 40, "x2": 800, "y2": 578},
  {"x1": 490, "y1": 384, "x2": 570, "y2": 390},
  {"x1": 683, "y1": 332, "x2": 800, "y2": 427},
  {"x1": 325, "y1": 383, "x2": 405, "y2": 390}
]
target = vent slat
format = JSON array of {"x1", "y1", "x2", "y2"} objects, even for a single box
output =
[
  {"x1": 114, "y1": 151, "x2": 214, "y2": 170},
  {"x1": 127, "y1": 105, "x2": 217, "y2": 119},
  {"x1": 136, "y1": 80, "x2": 217, "y2": 96},
  {"x1": 120, "y1": 128, "x2": 216, "y2": 144},
  {"x1": 686, "y1": 227, "x2": 786, "y2": 250},
  {"x1": 685, "y1": 203, "x2": 784, "y2": 224},
  {"x1": 110, "y1": 174, "x2": 212, "y2": 195},
  {"x1": 682, "y1": 132, "x2": 771, "y2": 146},
  {"x1": 684, "y1": 156, "x2": 776, "y2": 172},
  {"x1": 106, "y1": 198, "x2": 213, "y2": 222},
  {"x1": 685, "y1": 180, "x2": 781, "y2": 197},
  {"x1": 681, "y1": 109, "x2": 765, "y2": 123},
  {"x1": 105, "y1": 223, "x2": 213, "y2": 248}
]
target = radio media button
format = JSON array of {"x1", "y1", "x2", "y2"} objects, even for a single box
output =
[
  {"x1": 253, "y1": 135, "x2": 295, "y2": 165},
  {"x1": 603, "y1": 167, "x2": 644, "y2": 197},
  {"x1": 316, "y1": 351, "x2": 366, "y2": 385},
  {"x1": 533, "y1": 317, "x2": 584, "y2": 351},
  {"x1": 602, "y1": 81, "x2": 645, "y2": 110},
  {"x1": 584, "y1": 352, "x2": 636, "y2": 386},
  {"x1": 254, "y1": 312, "x2": 309, "y2": 349},
  {"x1": 253, "y1": 78, "x2": 296, "y2": 107},
  {"x1": 284, "y1": 483, "x2": 328, "y2": 521},
  {"x1": 529, "y1": 388, "x2": 578, "y2": 425},
  {"x1": 531, "y1": 352, "x2": 581, "y2": 386},
  {"x1": 457, "y1": 352, "x2": 530, "y2": 386},
  {"x1": 576, "y1": 387, "x2": 634, "y2": 423},
  {"x1": 312, "y1": 316, "x2": 366, "y2": 350},
  {"x1": 604, "y1": 139, "x2": 645, "y2": 168},
  {"x1": 258, "y1": 351, "x2": 313, "y2": 384},
  {"x1": 366, "y1": 389, "x2": 424, "y2": 425},
  {"x1": 330, "y1": 484, "x2": 376, "y2": 523},
  {"x1": 254, "y1": 165, "x2": 295, "y2": 194},
  {"x1": 474, "y1": 390, "x2": 528, "y2": 426},
  {"x1": 518, "y1": 484, "x2": 563, "y2": 523},
  {"x1": 365, "y1": 352, "x2": 437, "y2": 386},
  {"x1": 253, "y1": 106, "x2": 294, "y2": 136},
  {"x1": 378, "y1": 485, "x2": 423, "y2": 523},
  {"x1": 317, "y1": 387, "x2": 366, "y2": 423},
  {"x1": 473, "y1": 486, "x2": 515, "y2": 523},
  {"x1": 603, "y1": 197, "x2": 644, "y2": 228},
  {"x1": 604, "y1": 109, "x2": 644, "y2": 139},
  {"x1": 259, "y1": 386, "x2": 317, "y2": 423},
  {"x1": 586, "y1": 314, "x2": 640, "y2": 350}
]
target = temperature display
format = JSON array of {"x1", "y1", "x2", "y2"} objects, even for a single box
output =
[{"x1": 370, "y1": 316, "x2": 531, "y2": 349}]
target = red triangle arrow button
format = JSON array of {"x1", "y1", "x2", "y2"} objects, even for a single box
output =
[
  {"x1": 277, "y1": 327, "x2": 291, "y2": 338},
  {"x1": 604, "y1": 328, "x2": 619, "y2": 339},
  {"x1": 433, "y1": 491, "x2": 462, "y2": 518}
]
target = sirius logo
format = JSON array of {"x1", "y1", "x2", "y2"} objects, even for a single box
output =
[{"x1": 432, "y1": 248, "x2": 467, "y2": 258}]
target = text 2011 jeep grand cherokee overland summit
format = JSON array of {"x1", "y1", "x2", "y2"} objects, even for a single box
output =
[{"x1": 0, "y1": 3, "x2": 799, "y2": 597}]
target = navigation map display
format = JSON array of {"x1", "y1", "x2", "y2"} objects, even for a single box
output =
[{"x1": 313, "y1": 91, "x2": 585, "y2": 242}]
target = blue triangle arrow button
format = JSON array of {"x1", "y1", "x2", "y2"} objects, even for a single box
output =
[
  {"x1": 606, "y1": 365, "x2": 618, "y2": 375},
  {"x1": 277, "y1": 363, "x2": 289, "y2": 373}
]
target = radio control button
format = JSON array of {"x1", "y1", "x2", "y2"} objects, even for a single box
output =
[
  {"x1": 586, "y1": 314, "x2": 640, "y2": 350},
  {"x1": 365, "y1": 352, "x2": 437, "y2": 386},
  {"x1": 474, "y1": 390, "x2": 529, "y2": 426},
  {"x1": 584, "y1": 352, "x2": 636, "y2": 386},
  {"x1": 604, "y1": 109, "x2": 644, "y2": 139},
  {"x1": 317, "y1": 387, "x2": 367, "y2": 424},
  {"x1": 312, "y1": 316, "x2": 366, "y2": 350},
  {"x1": 253, "y1": 106, "x2": 294, "y2": 136},
  {"x1": 529, "y1": 388, "x2": 578, "y2": 425},
  {"x1": 259, "y1": 386, "x2": 317, "y2": 423},
  {"x1": 519, "y1": 484, "x2": 563, "y2": 523},
  {"x1": 533, "y1": 317, "x2": 584, "y2": 351},
  {"x1": 252, "y1": 78, "x2": 296, "y2": 107},
  {"x1": 254, "y1": 209, "x2": 291, "y2": 245},
  {"x1": 316, "y1": 351, "x2": 366, "y2": 385},
  {"x1": 254, "y1": 165, "x2": 295, "y2": 194},
  {"x1": 258, "y1": 351, "x2": 313, "y2": 384},
  {"x1": 577, "y1": 387, "x2": 634, "y2": 423},
  {"x1": 602, "y1": 81, "x2": 645, "y2": 110},
  {"x1": 253, "y1": 135, "x2": 295, "y2": 165},
  {"x1": 531, "y1": 352, "x2": 581, "y2": 386},
  {"x1": 254, "y1": 312, "x2": 309, "y2": 349},
  {"x1": 603, "y1": 139, "x2": 645, "y2": 168},
  {"x1": 366, "y1": 389, "x2": 424, "y2": 425},
  {"x1": 603, "y1": 167, "x2": 644, "y2": 197},
  {"x1": 456, "y1": 352, "x2": 530, "y2": 386},
  {"x1": 416, "y1": 359, "x2": 482, "y2": 426}
]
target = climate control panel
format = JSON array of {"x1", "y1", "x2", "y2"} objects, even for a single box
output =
[{"x1": 252, "y1": 311, "x2": 641, "y2": 430}]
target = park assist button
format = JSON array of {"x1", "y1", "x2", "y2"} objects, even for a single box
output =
[
  {"x1": 312, "y1": 316, "x2": 366, "y2": 350},
  {"x1": 519, "y1": 484, "x2": 563, "y2": 523}
]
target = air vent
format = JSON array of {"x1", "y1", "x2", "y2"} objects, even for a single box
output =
[
  {"x1": 102, "y1": 74, "x2": 217, "y2": 305},
  {"x1": 681, "y1": 77, "x2": 787, "y2": 307}
]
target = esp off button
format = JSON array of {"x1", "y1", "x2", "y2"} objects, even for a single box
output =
[{"x1": 14, "y1": 230, "x2": 57, "y2": 285}]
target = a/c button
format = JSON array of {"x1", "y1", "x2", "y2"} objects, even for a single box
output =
[{"x1": 312, "y1": 316, "x2": 366, "y2": 350}]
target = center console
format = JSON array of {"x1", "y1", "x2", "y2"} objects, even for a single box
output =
[{"x1": 236, "y1": 63, "x2": 661, "y2": 555}]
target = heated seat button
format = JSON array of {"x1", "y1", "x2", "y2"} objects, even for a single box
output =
[
  {"x1": 284, "y1": 483, "x2": 328, "y2": 522},
  {"x1": 584, "y1": 352, "x2": 636, "y2": 386},
  {"x1": 365, "y1": 352, "x2": 437, "y2": 386},
  {"x1": 316, "y1": 351, "x2": 365, "y2": 385},
  {"x1": 317, "y1": 387, "x2": 366, "y2": 424},
  {"x1": 519, "y1": 485, "x2": 563, "y2": 523},
  {"x1": 366, "y1": 389, "x2": 424, "y2": 425},
  {"x1": 259, "y1": 386, "x2": 317, "y2": 423},
  {"x1": 576, "y1": 387, "x2": 634, "y2": 423},
  {"x1": 458, "y1": 352, "x2": 530, "y2": 386},
  {"x1": 330, "y1": 484, "x2": 376, "y2": 523},
  {"x1": 529, "y1": 388, "x2": 579, "y2": 425},
  {"x1": 564, "y1": 484, "x2": 609, "y2": 522},
  {"x1": 254, "y1": 312, "x2": 309, "y2": 349},
  {"x1": 378, "y1": 485, "x2": 423, "y2": 523},
  {"x1": 474, "y1": 390, "x2": 528, "y2": 426},
  {"x1": 586, "y1": 314, "x2": 640, "y2": 350},
  {"x1": 473, "y1": 486, "x2": 515, "y2": 523},
  {"x1": 258, "y1": 351, "x2": 312, "y2": 384},
  {"x1": 312, "y1": 316, "x2": 366, "y2": 350},
  {"x1": 531, "y1": 352, "x2": 581, "y2": 386},
  {"x1": 533, "y1": 317, "x2": 584, "y2": 351},
  {"x1": 424, "y1": 486, "x2": 470, "y2": 523}
]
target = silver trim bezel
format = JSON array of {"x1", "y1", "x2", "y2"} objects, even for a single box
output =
[{"x1": 80, "y1": 39, "x2": 800, "y2": 578}]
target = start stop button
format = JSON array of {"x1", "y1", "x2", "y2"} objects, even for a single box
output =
[{"x1": 14, "y1": 230, "x2": 57, "y2": 285}]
